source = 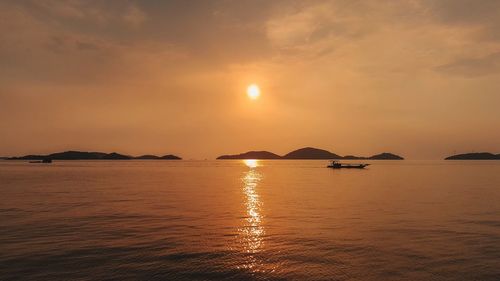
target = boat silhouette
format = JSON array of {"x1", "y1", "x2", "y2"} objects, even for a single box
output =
[
  {"x1": 327, "y1": 160, "x2": 369, "y2": 169},
  {"x1": 29, "y1": 158, "x2": 52, "y2": 164}
]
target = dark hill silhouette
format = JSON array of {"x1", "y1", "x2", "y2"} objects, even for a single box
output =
[
  {"x1": 283, "y1": 147, "x2": 341, "y2": 159},
  {"x1": 102, "y1": 152, "x2": 131, "y2": 160},
  {"x1": 160, "y1": 154, "x2": 182, "y2": 160},
  {"x1": 48, "y1": 151, "x2": 109, "y2": 159},
  {"x1": 368, "y1": 153, "x2": 404, "y2": 160},
  {"x1": 217, "y1": 148, "x2": 404, "y2": 160},
  {"x1": 333, "y1": 152, "x2": 404, "y2": 160},
  {"x1": 8, "y1": 151, "x2": 182, "y2": 160},
  {"x1": 342, "y1": 155, "x2": 362, "y2": 160},
  {"x1": 135, "y1": 155, "x2": 161, "y2": 159},
  {"x1": 8, "y1": 154, "x2": 46, "y2": 160},
  {"x1": 217, "y1": 151, "x2": 281, "y2": 159},
  {"x1": 9, "y1": 151, "x2": 130, "y2": 160},
  {"x1": 445, "y1": 152, "x2": 500, "y2": 160},
  {"x1": 134, "y1": 154, "x2": 181, "y2": 160}
]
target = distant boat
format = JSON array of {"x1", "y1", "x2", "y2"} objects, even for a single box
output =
[
  {"x1": 29, "y1": 158, "x2": 52, "y2": 164},
  {"x1": 327, "y1": 160, "x2": 369, "y2": 169}
]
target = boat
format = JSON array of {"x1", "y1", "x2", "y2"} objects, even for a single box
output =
[
  {"x1": 29, "y1": 158, "x2": 52, "y2": 164},
  {"x1": 327, "y1": 160, "x2": 369, "y2": 169}
]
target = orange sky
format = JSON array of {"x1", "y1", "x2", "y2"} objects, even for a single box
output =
[{"x1": 1, "y1": 1, "x2": 499, "y2": 159}]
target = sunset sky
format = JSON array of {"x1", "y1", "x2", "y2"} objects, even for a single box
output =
[{"x1": 1, "y1": 0, "x2": 499, "y2": 159}]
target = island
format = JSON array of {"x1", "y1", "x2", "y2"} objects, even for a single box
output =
[
  {"x1": 445, "y1": 152, "x2": 500, "y2": 160},
  {"x1": 158, "y1": 154, "x2": 182, "y2": 160},
  {"x1": 333, "y1": 152, "x2": 404, "y2": 160},
  {"x1": 8, "y1": 151, "x2": 129, "y2": 160},
  {"x1": 216, "y1": 147, "x2": 404, "y2": 160},
  {"x1": 135, "y1": 154, "x2": 161, "y2": 159},
  {"x1": 135, "y1": 154, "x2": 182, "y2": 160},
  {"x1": 368, "y1": 153, "x2": 404, "y2": 160},
  {"x1": 217, "y1": 151, "x2": 281, "y2": 159},
  {"x1": 283, "y1": 147, "x2": 341, "y2": 159},
  {"x1": 8, "y1": 151, "x2": 182, "y2": 160}
]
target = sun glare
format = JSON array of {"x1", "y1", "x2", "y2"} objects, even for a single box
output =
[
  {"x1": 247, "y1": 84, "x2": 260, "y2": 100},
  {"x1": 243, "y1": 159, "x2": 259, "y2": 168}
]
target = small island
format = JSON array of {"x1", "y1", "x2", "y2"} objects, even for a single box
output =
[
  {"x1": 217, "y1": 151, "x2": 281, "y2": 159},
  {"x1": 445, "y1": 152, "x2": 500, "y2": 160},
  {"x1": 368, "y1": 153, "x2": 404, "y2": 160},
  {"x1": 135, "y1": 154, "x2": 182, "y2": 160},
  {"x1": 336, "y1": 152, "x2": 404, "y2": 160},
  {"x1": 283, "y1": 147, "x2": 341, "y2": 159},
  {"x1": 8, "y1": 151, "x2": 182, "y2": 160},
  {"x1": 216, "y1": 147, "x2": 404, "y2": 160}
]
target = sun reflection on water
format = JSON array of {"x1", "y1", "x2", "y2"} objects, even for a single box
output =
[
  {"x1": 237, "y1": 159, "x2": 267, "y2": 272},
  {"x1": 243, "y1": 159, "x2": 258, "y2": 168}
]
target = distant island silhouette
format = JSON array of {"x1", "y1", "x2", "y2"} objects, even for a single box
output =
[
  {"x1": 338, "y1": 152, "x2": 404, "y2": 160},
  {"x1": 8, "y1": 151, "x2": 182, "y2": 160},
  {"x1": 445, "y1": 152, "x2": 500, "y2": 160},
  {"x1": 135, "y1": 154, "x2": 182, "y2": 160},
  {"x1": 367, "y1": 152, "x2": 405, "y2": 160},
  {"x1": 217, "y1": 151, "x2": 281, "y2": 159},
  {"x1": 283, "y1": 147, "x2": 341, "y2": 159},
  {"x1": 216, "y1": 147, "x2": 404, "y2": 160}
]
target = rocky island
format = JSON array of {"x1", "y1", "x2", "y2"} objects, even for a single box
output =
[
  {"x1": 217, "y1": 147, "x2": 404, "y2": 160},
  {"x1": 367, "y1": 153, "x2": 404, "y2": 160},
  {"x1": 8, "y1": 151, "x2": 182, "y2": 160},
  {"x1": 135, "y1": 154, "x2": 182, "y2": 160},
  {"x1": 283, "y1": 147, "x2": 341, "y2": 159},
  {"x1": 445, "y1": 152, "x2": 500, "y2": 160},
  {"x1": 217, "y1": 151, "x2": 281, "y2": 159}
]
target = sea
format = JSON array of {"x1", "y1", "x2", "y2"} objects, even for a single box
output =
[{"x1": 1, "y1": 160, "x2": 499, "y2": 280}]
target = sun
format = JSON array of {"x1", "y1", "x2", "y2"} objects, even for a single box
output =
[{"x1": 247, "y1": 84, "x2": 260, "y2": 100}]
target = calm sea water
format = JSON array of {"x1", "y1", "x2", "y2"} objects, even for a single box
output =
[{"x1": 1, "y1": 160, "x2": 499, "y2": 280}]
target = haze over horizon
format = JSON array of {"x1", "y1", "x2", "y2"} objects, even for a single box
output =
[{"x1": 1, "y1": 0, "x2": 499, "y2": 160}]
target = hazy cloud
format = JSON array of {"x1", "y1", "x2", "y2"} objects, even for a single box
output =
[
  {"x1": 436, "y1": 52, "x2": 500, "y2": 77},
  {"x1": 425, "y1": 0, "x2": 500, "y2": 41},
  {"x1": 122, "y1": 5, "x2": 147, "y2": 27},
  {"x1": 265, "y1": 1, "x2": 377, "y2": 57},
  {"x1": 31, "y1": 0, "x2": 147, "y2": 27},
  {"x1": 1, "y1": 0, "x2": 499, "y2": 158}
]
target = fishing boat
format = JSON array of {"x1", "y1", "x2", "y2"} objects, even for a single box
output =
[
  {"x1": 29, "y1": 158, "x2": 52, "y2": 164},
  {"x1": 327, "y1": 160, "x2": 369, "y2": 169}
]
